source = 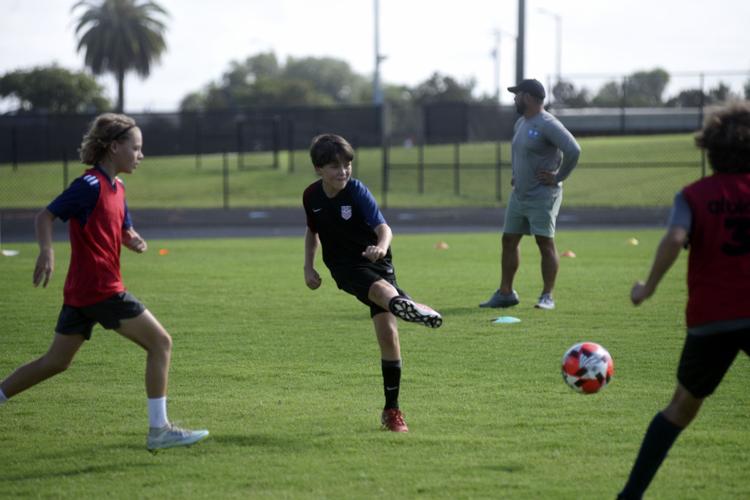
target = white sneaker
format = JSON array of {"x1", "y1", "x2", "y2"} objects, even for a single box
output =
[
  {"x1": 535, "y1": 293, "x2": 555, "y2": 310},
  {"x1": 147, "y1": 423, "x2": 209, "y2": 451}
]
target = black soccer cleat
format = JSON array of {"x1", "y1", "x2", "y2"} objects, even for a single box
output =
[{"x1": 389, "y1": 296, "x2": 443, "y2": 328}]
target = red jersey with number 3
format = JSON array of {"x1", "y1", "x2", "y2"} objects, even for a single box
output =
[
  {"x1": 64, "y1": 168, "x2": 126, "y2": 307},
  {"x1": 682, "y1": 172, "x2": 750, "y2": 328}
]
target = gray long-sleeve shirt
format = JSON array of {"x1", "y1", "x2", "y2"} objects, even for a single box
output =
[{"x1": 511, "y1": 110, "x2": 581, "y2": 200}]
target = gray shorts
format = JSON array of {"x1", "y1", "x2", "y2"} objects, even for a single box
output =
[{"x1": 502, "y1": 190, "x2": 562, "y2": 237}]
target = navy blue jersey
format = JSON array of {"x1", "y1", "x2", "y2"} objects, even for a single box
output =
[
  {"x1": 303, "y1": 178, "x2": 389, "y2": 270},
  {"x1": 48, "y1": 165, "x2": 132, "y2": 230}
]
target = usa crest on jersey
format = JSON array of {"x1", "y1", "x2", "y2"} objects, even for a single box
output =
[{"x1": 341, "y1": 205, "x2": 352, "y2": 220}]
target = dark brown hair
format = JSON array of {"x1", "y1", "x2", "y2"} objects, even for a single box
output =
[
  {"x1": 695, "y1": 102, "x2": 750, "y2": 173},
  {"x1": 309, "y1": 134, "x2": 354, "y2": 168},
  {"x1": 79, "y1": 113, "x2": 138, "y2": 165}
]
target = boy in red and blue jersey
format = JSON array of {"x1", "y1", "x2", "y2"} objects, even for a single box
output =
[
  {"x1": 619, "y1": 103, "x2": 750, "y2": 499},
  {"x1": 0, "y1": 114, "x2": 208, "y2": 451},
  {"x1": 303, "y1": 134, "x2": 442, "y2": 432}
]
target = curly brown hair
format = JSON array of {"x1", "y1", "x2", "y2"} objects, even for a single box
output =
[
  {"x1": 694, "y1": 102, "x2": 750, "y2": 173},
  {"x1": 79, "y1": 113, "x2": 138, "y2": 165}
]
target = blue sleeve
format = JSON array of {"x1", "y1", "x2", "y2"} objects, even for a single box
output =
[
  {"x1": 123, "y1": 199, "x2": 133, "y2": 230},
  {"x1": 668, "y1": 191, "x2": 692, "y2": 230},
  {"x1": 352, "y1": 180, "x2": 386, "y2": 228},
  {"x1": 47, "y1": 176, "x2": 99, "y2": 222}
]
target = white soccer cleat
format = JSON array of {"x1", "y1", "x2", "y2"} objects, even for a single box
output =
[{"x1": 147, "y1": 423, "x2": 209, "y2": 451}]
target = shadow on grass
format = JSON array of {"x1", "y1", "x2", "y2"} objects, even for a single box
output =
[
  {"x1": 208, "y1": 433, "x2": 311, "y2": 450},
  {"x1": 475, "y1": 463, "x2": 525, "y2": 473},
  {"x1": 433, "y1": 306, "x2": 488, "y2": 317},
  {"x1": 1, "y1": 462, "x2": 155, "y2": 483}
]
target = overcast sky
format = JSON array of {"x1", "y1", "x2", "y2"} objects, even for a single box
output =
[{"x1": 1, "y1": 0, "x2": 749, "y2": 112}]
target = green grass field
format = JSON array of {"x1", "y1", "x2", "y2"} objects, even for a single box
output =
[
  {"x1": 1, "y1": 231, "x2": 747, "y2": 499},
  {"x1": 0, "y1": 133, "x2": 705, "y2": 209}
]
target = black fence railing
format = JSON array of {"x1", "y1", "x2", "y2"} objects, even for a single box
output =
[{"x1": 0, "y1": 101, "x2": 712, "y2": 210}]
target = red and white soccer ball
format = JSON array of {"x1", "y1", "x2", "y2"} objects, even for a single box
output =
[{"x1": 561, "y1": 342, "x2": 614, "y2": 394}]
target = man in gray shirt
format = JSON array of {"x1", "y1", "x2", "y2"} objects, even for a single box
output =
[{"x1": 480, "y1": 78, "x2": 580, "y2": 310}]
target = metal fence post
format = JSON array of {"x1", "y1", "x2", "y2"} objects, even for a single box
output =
[
  {"x1": 195, "y1": 121, "x2": 202, "y2": 170},
  {"x1": 272, "y1": 116, "x2": 280, "y2": 169},
  {"x1": 417, "y1": 139, "x2": 424, "y2": 194},
  {"x1": 11, "y1": 126, "x2": 18, "y2": 171},
  {"x1": 620, "y1": 76, "x2": 627, "y2": 134},
  {"x1": 288, "y1": 120, "x2": 295, "y2": 173},
  {"x1": 381, "y1": 137, "x2": 389, "y2": 209},
  {"x1": 698, "y1": 73, "x2": 705, "y2": 127},
  {"x1": 236, "y1": 120, "x2": 244, "y2": 170},
  {"x1": 62, "y1": 148, "x2": 69, "y2": 190},
  {"x1": 222, "y1": 151, "x2": 229, "y2": 210},
  {"x1": 495, "y1": 141, "x2": 502, "y2": 201},
  {"x1": 350, "y1": 136, "x2": 358, "y2": 179},
  {"x1": 453, "y1": 142, "x2": 460, "y2": 196},
  {"x1": 699, "y1": 73, "x2": 706, "y2": 178}
]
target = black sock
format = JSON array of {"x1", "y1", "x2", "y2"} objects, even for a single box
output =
[
  {"x1": 619, "y1": 412, "x2": 684, "y2": 499},
  {"x1": 381, "y1": 359, "x2": 402, "y2": 410}
]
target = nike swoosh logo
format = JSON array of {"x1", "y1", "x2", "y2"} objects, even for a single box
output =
[
  {"x1": 385, "y1": 386, "x2": 399, "y2": 391},
  {"x1": 313, "y1": 208, "x2": 322, "y2": 213}
]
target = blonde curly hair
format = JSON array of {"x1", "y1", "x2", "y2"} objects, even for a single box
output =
[{"x1": 79, "y1": 113, "x2": 138, "y2": 165}]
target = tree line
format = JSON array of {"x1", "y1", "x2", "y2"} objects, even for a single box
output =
[
  {"x1": 0, "y1": 0, "x2": 748, "y2": 114},
  {"x1": 552, "y1": 68, "x2": 750, "y2": 108},
  {"x1": 4, "y1": 59, "x2": 748, "y2": 115}
]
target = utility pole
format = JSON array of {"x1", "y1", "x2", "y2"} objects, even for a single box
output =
[
  {"x1": 492, "y1": 30, "x2": 501, "y2": 102},
  {"x1": 515, "y1": 0, "x2": 525, "y2": 83},
  {"x1": 491, "y1": 29, "x2": 516, "y2": 104},
  {"x1": 373, "y1": 0, "x2": 385, "y2": 105},
  {"x1": 538, "y1": 7, "x2": 562, "y2": 87}
]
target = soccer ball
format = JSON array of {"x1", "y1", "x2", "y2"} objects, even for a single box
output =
[{"x1": 561, "y1": 342, "x2": 614, "y2": 394}]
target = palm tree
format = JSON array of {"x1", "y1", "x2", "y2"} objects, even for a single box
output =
[{"x1": 73, "y1": 0, "x2": 168, "y2": 112}]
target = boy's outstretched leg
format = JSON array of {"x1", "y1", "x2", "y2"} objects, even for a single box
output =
[
  {"x1": 388, "y1": 296, "x2": 442, "y2": 328},
  {"x1": 368, "y1": 280, "x2": 442, "y2": 329},
  {"x1": 0, "y1": 333, "x2": 85, "y2": 400},
  {"x1": 116, "y1": 310, "x2": 209, "y2": 451}
]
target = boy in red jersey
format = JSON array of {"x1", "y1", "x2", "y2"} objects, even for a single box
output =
[
  {"x1": 303, "y1": 134, "x2": 442, "y2": 432},
  {"x1": 618, "y1": 103, "x2": 750, "y2": 499},
  {"x1": 0, "y1": 114, "x2": 208, "y2": 451}
]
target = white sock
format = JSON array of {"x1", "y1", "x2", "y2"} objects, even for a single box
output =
[
  {"x1": 147, "y1": 397, "x2": 169, "y2": 428},
  {"x1": 0, "y1": 388, "x2": 7, "y2": 404}
]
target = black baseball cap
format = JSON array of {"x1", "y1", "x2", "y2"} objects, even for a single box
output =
[{"x1": 507, "y1": 79, "x2": 546, "y2": 99}]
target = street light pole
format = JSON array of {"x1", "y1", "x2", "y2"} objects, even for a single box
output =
[
  {"x1": 492, "y1": 30, "x2": 501, "y2": 103},
  {"x1": 491, "y1": 29, "x2": 516, "y2": 104},
  {"x1": 515, "y1": 0, "x2": 525, "y2": 83},
  {"x1": 538, "y1": 7, "x2": 562, "y2": 86},
  {"x1": 373, "y1": 0, "x2": 385, "y2": 105}
]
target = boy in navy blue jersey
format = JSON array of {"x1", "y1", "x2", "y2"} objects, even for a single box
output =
[{"x1": 303, "y1": 134, "x2": 442, "y2": 432}]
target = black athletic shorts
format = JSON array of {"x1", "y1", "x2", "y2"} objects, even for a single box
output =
[
  {"x1": 677, "y1": 328, "x2": 750, "y2": 398},
  {"x1": 55, "y1": 291, "x2": 146, "y2": 340},
  {"x1": 330, "y1": 262, "x2": 407, "y2": 318}
]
